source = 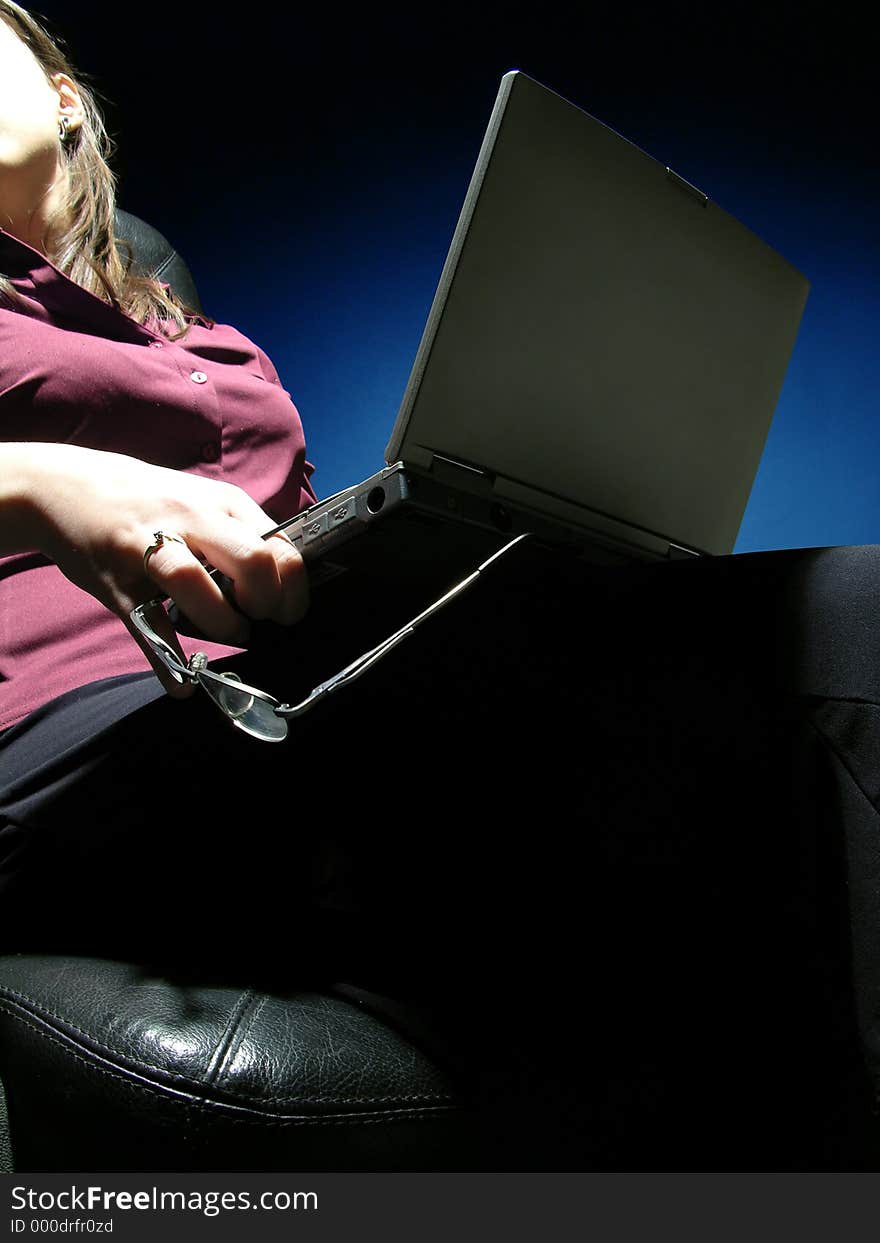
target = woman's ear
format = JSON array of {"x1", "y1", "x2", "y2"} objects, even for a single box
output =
[{"x1": 51, "y1": 72, "x2": 85, "y2": 135}]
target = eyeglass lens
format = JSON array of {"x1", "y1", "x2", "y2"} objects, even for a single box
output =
[{"x1": 197, "y1": 670, "x2": 289, "y2": 742}]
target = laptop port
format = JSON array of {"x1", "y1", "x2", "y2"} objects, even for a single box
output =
[{"x1": 367, "y1": 487, "x2": 386, "y2": 514}]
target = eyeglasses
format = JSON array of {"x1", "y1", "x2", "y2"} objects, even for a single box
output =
[{"x1": 130, "y1": 531, "x2": 531, "y2": 742}]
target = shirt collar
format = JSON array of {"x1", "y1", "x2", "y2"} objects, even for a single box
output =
[{"x1": 0, "y1": 225, "x2": 157, "y2": 344}]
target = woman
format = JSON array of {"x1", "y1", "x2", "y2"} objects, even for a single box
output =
[
  {"x1": 0, "y1": 0, "x2": 342, "y2": 958},
  {"x1": 0, "y1": 2, "x2": 313, "y2": 715},
  {"x1": 2, "y1": 1, "x2": 880, "y2": 1165}
]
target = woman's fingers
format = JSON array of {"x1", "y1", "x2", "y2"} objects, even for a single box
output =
[
  {"x1": 255, "y1": 530, "x2": 310, "y2": 624},
  {"x1": 141, "y1": 528, "x2": 252, "y2": 644},
  {"x1": 140, "y1": 516, "x2": 308, "y2": 640},
  {"x1": 219, "y1": 493, "x2": 311, "y2": 625}
]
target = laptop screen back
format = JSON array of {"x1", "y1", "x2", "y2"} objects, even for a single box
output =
[{"x1": 386, "y1": 70, "x2": 809, "y2": 556}]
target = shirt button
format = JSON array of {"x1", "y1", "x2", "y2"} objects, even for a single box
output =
[
  {"x1": 190, "y1": 370, "x2": 208, "y2": 384},
  {"x1": 201, "y1": 442, "x2": 219, "y2": 463},
  {"x1": 148, "y1": 340, "x2": 164, "y2": 349}
]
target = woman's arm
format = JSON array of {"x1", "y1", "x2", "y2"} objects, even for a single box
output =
[{"x1": 0, "y1": 441, "x2": 309, "y2": 694}]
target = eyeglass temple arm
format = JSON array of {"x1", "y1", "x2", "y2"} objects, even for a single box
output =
[{"x1": 273, "y1": 532, "x2": 532, "y2": 719}]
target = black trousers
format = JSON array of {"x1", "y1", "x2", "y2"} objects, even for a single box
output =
[{"x1": 3, "y1": 541, "x2": 880, "y2": 1166}]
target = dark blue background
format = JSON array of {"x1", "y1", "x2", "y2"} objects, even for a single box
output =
[{"x1": 32, "y1": 2, "x2": 878, "y2": 552}]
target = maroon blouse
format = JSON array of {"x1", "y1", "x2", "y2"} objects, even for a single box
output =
[{"x1": 0, "y1": 227, "x2": 317, "y2": 731}]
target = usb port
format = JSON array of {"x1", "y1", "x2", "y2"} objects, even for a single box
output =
[{"x1": 329, "y1": 498, "x2": 357, "y2": 526}]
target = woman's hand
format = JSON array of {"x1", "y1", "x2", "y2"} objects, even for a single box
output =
[{"x1": 3, "y1": 442, "x2": 309, "y2": 696}]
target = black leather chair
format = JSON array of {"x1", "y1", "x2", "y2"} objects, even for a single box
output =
[{"x1": 0, "y1": 212, "x2": 501, "y2": 1173}]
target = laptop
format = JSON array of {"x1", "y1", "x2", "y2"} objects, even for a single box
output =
[{"x1": 264, "y1": 67, "x2": 808, "y2": 603}]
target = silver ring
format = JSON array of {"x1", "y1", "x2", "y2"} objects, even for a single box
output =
[{"x1": 143, "y1": 529, "x2": 187, "y2": 576}]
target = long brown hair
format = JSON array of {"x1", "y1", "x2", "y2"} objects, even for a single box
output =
[{"x1": 0, "y1": 1, "x2": 202, "y2": 336}]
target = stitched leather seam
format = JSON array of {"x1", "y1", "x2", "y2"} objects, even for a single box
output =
[
  {"x1": 0, "y1": 1000, "x2": 453, "y2": 1109},
  {"x1": 203, "y1": 990, "x2": 257, "y2": 1087},
  {"x1": 210, "y1": 995, "x2": 269, "y2": 1090},
  {"x1": 153, "y1": 251, "x2": 177, "y2": 279},
  {"x1": 206, "y1": 996, "x2": 451, "y2": 1108},
  {"x1": 232, "y1": 1077, "x2": 453, "y2": 1109},
  {"x1": 0, "y1": 1003, "x2": 458, "y2": 1126},
  {"x1": 172, "y1": 1108, "x2": 460, "y2": 1130}
]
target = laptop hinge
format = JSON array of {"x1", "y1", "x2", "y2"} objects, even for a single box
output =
[
  {"x1": 428, "y1": 452, "x2": 494, "y2": 490},
  {"x1": 667, "y1": 541, "x2": 703, "y2": 560}
]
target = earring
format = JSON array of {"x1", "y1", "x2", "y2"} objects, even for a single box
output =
[{"x1": 58, "y1": 116, "x2": 70, "y2": 143}]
